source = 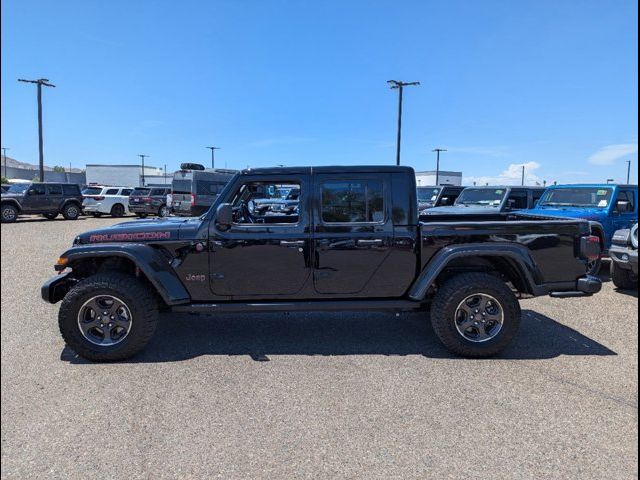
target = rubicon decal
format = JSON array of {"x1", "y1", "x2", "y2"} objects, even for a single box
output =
[{"x1": 89, "y1": 231, "x2": 172, "y2": 243}]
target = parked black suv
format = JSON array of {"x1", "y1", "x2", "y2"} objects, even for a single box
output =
[
  {"x1": 1, "y1": 182, "x2": 83, "y2": 223},
  {"x1": 128, "y1": 187, "x2": 171, "y2": 218}
]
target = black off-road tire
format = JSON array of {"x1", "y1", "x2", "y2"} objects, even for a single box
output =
[
  {"x1": 587, "y1": 257, "x2": 602, "y2": 276},
  {"x1": 158, "y1": 205, "x2": 169, "y2": 218},
  {"x1": 610, "y1": 261, "x2": 638, "y2": 290},
  {"x1": 430, "y1": 272, "x2": 521, "y2": 358},
  {"x1": 1, "y1": 204, "x2": 18, "y2": 223},
  {"x1": 110, "y1": 203, "x2": 125, "y2": 217},
  {"x1": 62, "y1": 203, "x2": 81, "y2": 220},
  {"x1": 58, "y1": 272, "x2": 159, "y2": 361},
  {"x1": 43, "y1": 212, "x2": 58, "y2": 220}
]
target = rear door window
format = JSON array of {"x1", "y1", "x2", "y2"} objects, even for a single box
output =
[
  {"x1": 321, "y1": 180, "x2": 384, "y2": 223},
  {"x1": 121, "y1": 189, "x2": 133, "y2": 196},
  {"x1": 47, "y1": 184, "x2": 63, "y2": 195},
  {"x1": 105, "y1": 188, "x2": 119, "y2": 195},
  {"x1": 150, "y1": 188, "x2": 165, "y2": 196}
]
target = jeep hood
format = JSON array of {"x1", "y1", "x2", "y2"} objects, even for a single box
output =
[
  {"x1": 74, "y1": 217, "x2": 204, "y2": 245},
  {"x1": 525, "y1": 206, "x2": 607, "y2": 222}
]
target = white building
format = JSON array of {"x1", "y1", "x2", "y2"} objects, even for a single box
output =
[
  {"x1": 415, "y1": 170, "x2": 463, "y2": 187},
  {"x1": 85, "y1": 164, "x2": 167, "y2": 187}
]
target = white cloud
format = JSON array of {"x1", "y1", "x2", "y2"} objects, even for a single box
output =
[
  {"x1": 464, "y1": 161, "x2": 542, "y2": 186},
  {"x1": 588, "y1": 144, "x2": 637, "y2": 166}
]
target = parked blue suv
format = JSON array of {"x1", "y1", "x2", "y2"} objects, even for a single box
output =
[{"x1": 524, "y1": 184, "x2": 638, "y2": 273}]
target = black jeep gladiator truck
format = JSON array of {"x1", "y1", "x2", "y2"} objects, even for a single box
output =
[{"x1": 42, "y1": 166, "x2": 602, "y2": 361}]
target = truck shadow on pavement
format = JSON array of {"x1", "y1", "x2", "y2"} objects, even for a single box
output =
[{"x1": 61, "y1": 309, "x2": 616, "y2": 364}]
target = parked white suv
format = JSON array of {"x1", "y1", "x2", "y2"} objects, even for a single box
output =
[{"x1": 82, "y1": 185, "x2": 134, "y2": 217}]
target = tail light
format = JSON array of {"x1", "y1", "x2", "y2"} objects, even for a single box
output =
[
  {"x1": 167, "y1": 194, "x2": 173, "y2": 207},
  {"x1": 84, "y1": 195, "x2": 105, "y2": 201},
  {"x1": 581, "y1": 235, "x2": 601, "y2": 261},
  {"x1": 191, "y1": 194, "x2": 196, "y2": 206},
  {"x1": 142, "y1": 197, "x2": 152, "y2": 203}
]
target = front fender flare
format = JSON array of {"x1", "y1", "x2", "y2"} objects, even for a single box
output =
[
  {"x1": 408, "y1": 243, "x2": 544, "y2": 300},
  {"x1": 61, "y1": 243, "x2": 190, "y2": 305}
]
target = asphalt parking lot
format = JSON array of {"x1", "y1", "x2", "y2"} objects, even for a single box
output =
[{"x1": 1, "y1": 216, "x2": 638, "y2": 480}]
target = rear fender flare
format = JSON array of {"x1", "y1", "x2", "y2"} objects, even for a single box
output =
[
  {"x1": 408, "y1": 243, "x2": 544, "y2": 300},
  {"x1": 61, "y1": 243, "x2": 190, "y2": 305}
]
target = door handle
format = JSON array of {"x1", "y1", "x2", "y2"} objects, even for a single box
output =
[
  {"x1": 357, "y1": 239, "x2": 384, "y2": 247},
  {"x1": 280, "y1": 240, "x2": 306, "y2": 247}
]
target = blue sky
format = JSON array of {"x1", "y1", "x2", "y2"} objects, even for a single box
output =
[{"x1": 1, "y1": 0, "x2": 638, "y2": 184}]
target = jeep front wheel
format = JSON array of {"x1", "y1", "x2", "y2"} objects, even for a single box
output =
[
  {"x1": 610, "y1": 261, "x2": 638, "y2": 290},
  {"x1": 430, "y1": 272, "x2": 521, "y2": 358},
  {"x1": 1, "y1": 204, "x2": 18, "y2": 223},
  {"x1": 58, "y1": 272, "x2": 159, "y2": 361},
  {"x1": 62, "y1": 203, "x2": 80, "y2": 220}
]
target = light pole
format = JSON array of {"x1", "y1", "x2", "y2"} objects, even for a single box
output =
[
  {"x1": 138, "y1": 154, "x2": 149, "y2": 186},
  {"x1": 206, "y1": 146, "x2": 220, "y2": 169},
  {"x1": 627, "y1": 160, "x2": 632, "y2": 184},
  {"x1": 432, "y1": 148, "x2": 447, "y2": 186},
  {"x1": 2, "y1": 147, "x2": 9, "y2": 179},
  {"x1": 18, "y1": 78, "x2": 55, "y2": 181},
  {"x1": 521, "y1": 165, "x2": 526, "y2": 186},
  {"x1": 387, "y1": 80, "x2": 420, "y2": 166}
]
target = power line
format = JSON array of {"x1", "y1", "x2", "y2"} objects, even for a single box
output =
[
  {"x1": 387, "y1": 80, "x2": 420, "y2": 166},
  {"x1": 17, "y1": 78, "x2": 55, "y2": 181}
]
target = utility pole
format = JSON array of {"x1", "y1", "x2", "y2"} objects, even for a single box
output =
[
  {"x1": 432, "y1": 148, "x2": 447, "y2": 186},
  {"x1": 138, "y1": 154, "x2": 149, "y2": 186},
  {"x1": 18, "y1": 78, "x2": 55, "y2": 181},
  {"x1": 2, "y1": 147, "x2": 9, "y2": 179},
  {"x1": 627, "y1": 160, "x2": 632, "y2": 184},
  {"x1": 387, "y1": 80, "x2": 420, "y2": 166},
  {"x1": 521, "y1": 165, "x2": 526, "y2": 186},
  {"x1": 164, "y1": 164, "x2": 167, "y2": 185},
  {"x1": 206, "y1": 146, "x2": 220, "y2": 169}
]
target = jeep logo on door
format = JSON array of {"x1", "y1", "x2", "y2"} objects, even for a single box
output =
[{"x1": 185, "y1": 273, "x2": 206, "y2": 282}]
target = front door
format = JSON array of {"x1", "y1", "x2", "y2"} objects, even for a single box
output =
[
  {"x1": 612, "y1": 188, "x2": 638, "y2": 234},
  {"x1": 23, "y1": 184, "x2": 48, "y2": 212},
  {"x1": 312, "y1": 174, "x2": 394, "y2": 296},
  {"x1": 208, "y1": 174, "x2": 312, "y2": 298}
]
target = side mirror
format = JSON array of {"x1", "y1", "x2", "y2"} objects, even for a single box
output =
[{"x1": 215, "y1": 203, "x2": 233, "y2": 229}]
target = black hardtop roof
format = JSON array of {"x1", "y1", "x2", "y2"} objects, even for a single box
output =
[{"x1": 240, "y1": 165, "x2": 415, "y2": 175}]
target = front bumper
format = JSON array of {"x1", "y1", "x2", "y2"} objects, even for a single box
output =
[
  {"x1": 41, "y1": 272, "x2": 76, "y2": 304},
  {"x1": 609, "y1": 245, "x2": 639, "y2": 275}
]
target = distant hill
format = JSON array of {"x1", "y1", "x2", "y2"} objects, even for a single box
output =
[{"x1": 2, "y1": 156, "x2": 84, "y2": 173}]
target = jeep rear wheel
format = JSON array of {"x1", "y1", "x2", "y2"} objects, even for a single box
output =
[
  {"x1": 62, "y1": 203, "x2": 80, "y2": 220},
  {"x1": 430, "y1": 273, "x2": 521, "y2": 358},
  {"x1": 58, "y1": 272, "x2": 159, "y2": 361},
  {"x1": 2, "y1": 204, "x2": 18, "y2": 223},
  {"x1": 158, "y1": 205, "x2": 169, "y2": 217},
  {"x1": 610, "y1": 261, "x2": 638, "y2": 290},
  {"x1": 110, "y1": 204, "x2": 125, "y2": 217}
]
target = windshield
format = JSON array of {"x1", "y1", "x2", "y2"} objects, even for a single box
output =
[
  {"x1": 417, "y1": 187, "x2": 440, "y2": 203},
  {"x1": 82, "y1": 187, "x2": 103, "y2": 195},
  {"x1": 172, "y1": 180, "x2": 192, "y2": 194},
  {"x1": 455, "y1": 188, "x2": 506, "y2": 207},
  {"x1": 539, "y1": 187, "x2": 614, "y2": 208},
  {"x1": 5, "y1": 184, "x2": 29, "y2": 194},
  {"x1": 131, "y1": 188, "x2": 151, "y2": 196}
]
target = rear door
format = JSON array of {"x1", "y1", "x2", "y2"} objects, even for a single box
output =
[
  {"x1": 46, "y1": 184, "x2": 64, "y2": 212},
  {"x1": 312, "y1": 173, "x2": 394, "y2": 296}
]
